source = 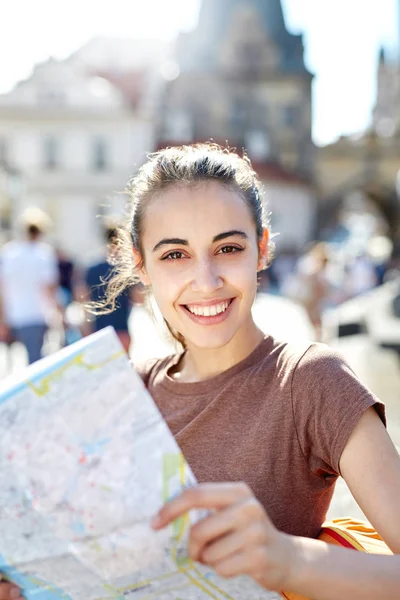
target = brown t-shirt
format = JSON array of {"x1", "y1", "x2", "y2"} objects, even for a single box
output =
[{"x1": 138, "y1": 336, "x2": 385, "y2": 539}]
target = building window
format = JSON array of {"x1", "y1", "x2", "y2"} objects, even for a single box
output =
[
  {"x1": 234, "y1": 43, "x2": 262, "y2": 74},
  {"x1": 37, "y1": 90, "x2": 65, "y2": 106},
  {"x1": 0, "y1": 137, "x2": 8, "y2": 166},
  {"x1": 283, "y1": 105, "x2": 298, "y2": 128},
  {"x1": 92, "y1": 138, "x2": 108, "y2": 171},
  {"x1": 43, "y1": 136, "x2": 58, "y2": 170},
  {"x1": 231, "y1": 99, "x2": 247, "y2": 127}
]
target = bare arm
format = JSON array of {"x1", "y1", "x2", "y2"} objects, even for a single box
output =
[
  {"x1": 284, "y1": 407, "x2": 400, "y2": 600},
  {"x1": 75, "y1": 281, "x2": 95, "y2": 337},
  {"x1": 152, "y1": 408, "x2": 400, "y2": 600}
]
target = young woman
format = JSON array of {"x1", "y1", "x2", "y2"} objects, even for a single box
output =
[{"x1": 2, "y1": 143, "x2": 399, "y2": 600}]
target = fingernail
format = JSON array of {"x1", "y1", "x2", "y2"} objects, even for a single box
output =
[{"x1": 151, "y1": 514, "x2": 162, "y2": 530}]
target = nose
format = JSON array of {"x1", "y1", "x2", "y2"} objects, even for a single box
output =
[{"x1": 190, "y1": 258, "x2": 223, "y2": 294}]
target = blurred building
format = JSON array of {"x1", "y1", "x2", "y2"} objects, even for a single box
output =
[
  {"x1": 316, "y1": 46, "x2": 400, "y2": 250},
  {"x1": 0, "y1": 39, "x2": 167, "y2": 260},
  {"x1": 157, "y1": 0, "x2": 317, "y2": 252},
  {"x1": 0, "y1": 4, "x2": 320, "y2": 257}
]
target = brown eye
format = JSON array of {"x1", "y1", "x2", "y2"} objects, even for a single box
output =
[
  {"x1": 161, "y1": 251, "x2": 186, "y2": 261},
  {"x1": 217, "y1": 245, "x2": 243, "y2": 254}
]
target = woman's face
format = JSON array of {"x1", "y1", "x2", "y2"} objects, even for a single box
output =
[{"x1": 139, "y1": 182, "x2": 266, "y2": 350}]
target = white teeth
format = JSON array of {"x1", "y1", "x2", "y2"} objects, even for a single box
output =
[{"x1": 187, "y1": 300, "x2": 230, "y2": 317}]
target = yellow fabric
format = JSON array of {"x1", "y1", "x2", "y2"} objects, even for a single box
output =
[{"x1": 281, "y1": 518, "x2": 392, "y2": 600}]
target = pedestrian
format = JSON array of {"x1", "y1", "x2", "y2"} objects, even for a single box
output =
[
  {"x1": 56, "y1": 247, "x2": 75, "y2": 308},
  {"x1": 55, "y1": 247, "x2": 82, "y2": 346},
  {"x1": 0, "y1": 208, "x2": 60, "y2": 365},
  {"x1": 2, "y1": 144, "x2": 400, "y2": 600},
  {"x1": 81, "y1": 221, "x2": 139, "y2": 355},
  {"x1": 344, "y1": 251, "x2": 378, "y2": 299},
  {"x1": 284, "y1": 242, "x2": 334, "y2": 341}
]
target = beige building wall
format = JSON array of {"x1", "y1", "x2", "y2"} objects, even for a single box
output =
[
  {"x1": 316, "y1": 137, "x2": 400, "y2": 197},
  {"x1": 0, "y1": 59, "x2": 155, "y2": 261}
]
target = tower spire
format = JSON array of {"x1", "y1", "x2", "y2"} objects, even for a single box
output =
[{"x1": 179, "y1": 0, "x2": 305, "y2": 72}]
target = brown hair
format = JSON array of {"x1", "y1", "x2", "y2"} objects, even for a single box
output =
[{"x1": 94, "y1": 142, "x2": 275, "y2": 346}]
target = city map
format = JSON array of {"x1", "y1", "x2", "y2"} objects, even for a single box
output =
[{"x1": 0, "y1": 327, "x2": 280, "y2": 599}]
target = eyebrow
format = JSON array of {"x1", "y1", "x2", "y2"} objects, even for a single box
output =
[
  {"x1": 152, "y1": 238, "x2": 188, "y2": 252},
  {"x1": 152, "y1": 230, "x2": 248, "y2": 252},
  {"x1": 212, "y1": 230, "x2": 248, "y2": 243}
]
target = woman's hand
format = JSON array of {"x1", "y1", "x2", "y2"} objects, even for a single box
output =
[
  {"x1": 0, "y1": 575, "x2": 22, "y2": 600},
  {"x1": 151, "y1": 482, "x2": 295, "y2": 592}
]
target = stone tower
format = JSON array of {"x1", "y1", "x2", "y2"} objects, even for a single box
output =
[
  {"x1": 373, "y1": 45, "x2": 400, "y2": 137},
  {"x1": 158, "y1": 0, "x2": 314, "y2": 176}
]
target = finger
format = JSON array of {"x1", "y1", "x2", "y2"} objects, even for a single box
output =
[
  {"x1": 189, "y1": 500, "x2": 252, "y2": 561},
  {"x1": 201, "y1": 524, "x2": 265, "y2": 566},
  {"x1": 214, "y1": 549, "x2": 262, "y2": 580},
  {"x1": 200, "y1": 531, "x2": 245, "y2": 566},
  {"x1": 0, "y1": 582, "x2": 23, "y2": 600},
  {"x1": 152, "y1": 482, "x2": 252, "y2": 530}
]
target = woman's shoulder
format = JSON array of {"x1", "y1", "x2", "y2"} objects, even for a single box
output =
[
  {"x1": 265, "y1": 337, "x2": 356, "y2": 389},
  {"x1": 291, "y1": 341, "x2": 353, "y2": 378},
  {"x1": 134, "y1": 353, "x2": 180, "y2": 388}
]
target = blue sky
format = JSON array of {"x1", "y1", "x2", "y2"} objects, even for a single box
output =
[
  {"x1": 0, "y1": 0, "x2": 398, "y2": 145},
  {"x1": 282, "y1": 0, "x2": 399, "y2": 144}
]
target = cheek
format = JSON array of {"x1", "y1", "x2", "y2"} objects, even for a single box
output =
[
  {"x1": 226, "y1": 252, "x2": 259, "y2": 286},
  {"x1": 146, "y1": 264, "x2": 185, "y2": 310}
]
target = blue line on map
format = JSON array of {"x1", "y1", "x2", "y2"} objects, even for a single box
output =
[
  {"x1": 0, "y1": 338, "x2": 122, "y2": 407},
  {"x1": 0, "y1": 348, "x2": 85, "y2": 406},
  {"x1": 0, "y1": 553, "x2": 72, "y2": 600}
]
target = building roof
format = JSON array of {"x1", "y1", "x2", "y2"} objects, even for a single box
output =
[
  {"x1": 68, "y1": 37, "x2": 171, "y2": 71},
  {"x1": 155, "y1": 141, "x2": 312, "y2": 186},
  {"x1": 93, "y1": 69, "x2": 144, "y2": 108},
  {"x1": 253, "y1": 160, "x2": 312, "y2": 186}
]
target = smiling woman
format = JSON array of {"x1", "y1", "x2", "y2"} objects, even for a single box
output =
[
  {"x1": 33, "y1": 143, "x2": 400, "y2": 600},
  {"x1": 95, "y1": 143, "x2": 273, "y2": 358}
]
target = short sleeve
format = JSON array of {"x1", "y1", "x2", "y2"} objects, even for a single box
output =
[
  {"x1": 134, "y1": 358, "x2": 160, "y2": 387},
  {"x1": 291, "y1": 343, "x2": 386, "y2": 478}
]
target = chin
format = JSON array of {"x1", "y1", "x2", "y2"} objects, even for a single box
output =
[{"x1": 184, "y1": 329, "x2": 238, "y2": 351}]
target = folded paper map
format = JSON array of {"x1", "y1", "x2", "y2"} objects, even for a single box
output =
[{"x1": 0, "y1": 327, "x2": 280, "y2": 599}]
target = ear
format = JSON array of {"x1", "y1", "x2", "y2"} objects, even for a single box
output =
[
  {"x1": 132, "y1": 248, "x2": 151, "y2": 286},
  {"x1": 257, "y1": 228, "x2": 269, "y2": 271}
]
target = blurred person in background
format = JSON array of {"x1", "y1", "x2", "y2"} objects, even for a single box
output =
[
  {"x1": 344, "y1": 250, "x2": 378, "y2": 298},
  {"x1": 80, "y1": 221, "x2": 140, "y2": 355},
  {"x1": 283, "y1": 242, "x2": 335, "y2": 341},
  {"x1": 367, "y1": 235, "x2": 393, "y2": 286},
  {"x1": 55, "y1": 247, "x2": 84, "y2": 346},
  {"x1": 0, "y1": 208, "x2": 60, "y2": 364},
  {"x1": 56, "y1": 247, "x2": 76, "y2": 308}
]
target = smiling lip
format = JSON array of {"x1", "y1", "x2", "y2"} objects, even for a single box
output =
[{"x1": 180, "y1": 298, "x2": 235, "y2": 325}]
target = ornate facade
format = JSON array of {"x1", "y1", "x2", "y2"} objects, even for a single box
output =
[
  {"x1": 160, "y1": 0, "x2": 313, "y2": 174},
  {"x1": 157, "y1": 0, "x2": 316, "y2": 251}
]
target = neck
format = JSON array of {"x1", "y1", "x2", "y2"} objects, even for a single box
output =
[{"x1": 177, "y1": 317, "x2": 265, "y2": 382}]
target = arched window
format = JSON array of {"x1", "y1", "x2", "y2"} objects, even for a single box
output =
[
  {"x1": 43, "y1": 135, "x2": 59, "y2": 170},
  {"x1": 0, "y1": 137, "x2": 7, "y2": 165},
  {"x1": 92, "y1": 138, "x2": 108, "y2": 171}
]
